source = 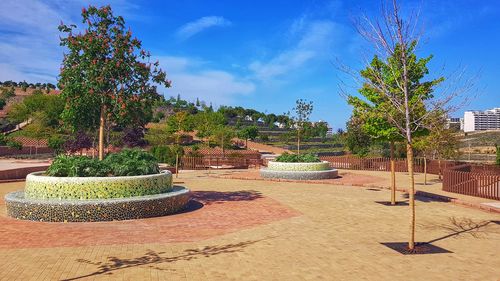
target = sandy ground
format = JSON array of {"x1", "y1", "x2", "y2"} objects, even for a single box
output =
[{"x1": 0, "y1": 171, "x2": 499, "y2": 281}]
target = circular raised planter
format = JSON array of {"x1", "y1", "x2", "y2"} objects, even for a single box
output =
[
  {"x1": 267, "y1": 161, "x2": 331, "y2": 171},
  {"x1": 5, "y1": 186, "x2": 190, "y2": 222},
  {"x1": 261, "y1": 161, "x2": 338, "y2": 180},
  {"x1": 25, "y1": 171, "x2": 173, "y2": 200}
]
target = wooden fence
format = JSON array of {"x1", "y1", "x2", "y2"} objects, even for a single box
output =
[
  {"x1": 180, "y1": 156, "x2": 262, "y2": 170},
  {"x1": 320, "y1": 155, "x2": 500, "y2": 200},
  {"x1": 443, "y1": 164, "x2": 500, "y2": 200}
]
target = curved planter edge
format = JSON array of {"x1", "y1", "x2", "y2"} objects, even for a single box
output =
[
  {"x1": 25, "y1": 170, "x2": 174, "y2": 200},
  {"x1": 5, "y1": 186, "x2": 191, "y2": 222},
  {"x1": 260, "y1": 168, "x2": 338, "y2": 180},
  {"x1": 267, "y1": 161, "x2": 331, "y2": 171}
]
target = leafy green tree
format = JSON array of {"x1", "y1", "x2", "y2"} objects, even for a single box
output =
[
  {"x1": 210, "y1": 125, "x2": 235, "y2": 155},
  {"x1": 144, "y1": 123, "x2": 173, "y2": 146},
  {"x1": 345, "y1": 116, "x2": 372, "y2": 157},
  {"x1": 414, "y1": 112, "x2": 459, "y2": 181},
  {"x1": 263, "y1": 113, "x2": 277, "y2": 127},
  {"x1": 350, "y1": 41, "x2": 441, "y2": 249},
  {"x1": 314, "y1": 122, "x2": 329, "y2": 141},
  {"x1": 166, "y1": 111, "x2": 194, "y2": 144},
  {"x1": 348, "y1": 63, "x2": 407, "y2": 204},
  {"x1": 11, "y1": 91, "x2": 64, "y2": 126},
  {"x1": 194, "y1": 111, "x2": 225, "y2": 143},
  {"x1": 290, "y1": 99, "x2": 313, "y2": 155},
  {"x1": 349, "y1": 0, "x2": 469, "y2": 250},
  {"x1": 237, "y1": 125, "x2": 259, "y2": 148},
  {"x1": 48, "y1": 135, "x2": 66, "y2": 155},
  {"x1": 58, "y1": 5, "x2": 170, "y2": 160},
  {"x1": 0, "y1": 87, "x2": 15, "y2": 100},
  {"x1": 20, "y1": 112, "x2": 54, "y2": 146}
]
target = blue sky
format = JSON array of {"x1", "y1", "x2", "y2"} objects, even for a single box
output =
[{"x1": 0, "y1": 0, "x2": 499, "y2": 129}]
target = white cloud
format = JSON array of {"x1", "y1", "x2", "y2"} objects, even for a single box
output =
[
  {"x1": 176, "y1": 16, "x2": 231, "y2": 40},
  {"x1": 0, "y1": 0, "x2": 139, "y2": 84},
  {"x1": 157, "y1": 56, "x2": 255, "y2": 105},
  {"x1": 249, "y1": 20, "x2": 342, "y2": 82}
]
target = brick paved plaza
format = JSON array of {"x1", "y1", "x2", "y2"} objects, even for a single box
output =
[{"x1": 1, "y1": 170, "x2": 499, "y2": 280}]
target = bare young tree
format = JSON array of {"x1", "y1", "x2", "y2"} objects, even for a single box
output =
[
  {"x1": 290, "y1": 99, "x2": 313, "y2": 155},
  {"x1": 346, "y1": 0, "x2": 475, "y2": 250}
]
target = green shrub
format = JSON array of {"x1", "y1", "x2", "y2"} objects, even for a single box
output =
[
  {"x1": 104, "y1": 149, "x2": 160, "y2": 176},
  {"x1": 46, "y1": 149, "x2": 160, "y2": 177},
  {"x1": 7, "y1": 140, "x2": 22, "y2": 150},
  {"x1": 275, "y1": 152, "x2": 320, "y2": 163},
  {"x1": 0, "y1": 134, "x2": 6, "y2": 146},
  {"x1": 150, "y1": 145, "x2": 175, "y2": 165},
  {"x1": 48, "y1": 135, "x2": 66, "y2": 154},
  {"x1": 46, "y1": 155, "x2": 110, "y2": 177}
]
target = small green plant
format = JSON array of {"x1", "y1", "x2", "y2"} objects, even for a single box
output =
[
  {"x1": 48, "y1": 135, "x2": 66, "y2": 155},
  {"x1": 46, "y1": 155, "x2": 110, "y2": 177},
  {"x1": 46, "y1": 149, "x2": 160, "y2": 177},
  {"x1": 0, "y1": 134, "x2": 6, "y2": 146},
  {"x1": 7, "y1": 140, "x2": 22, "y2": 150},
  {"x1": 150, "y1": 145, "x2": 176, "y2": 165},
  {"x1": 104, "y1": 149, "x2": 160, "y2": 176},
  {"x1": 275, "y1": 152, "x2": 320, "y2": 163}
]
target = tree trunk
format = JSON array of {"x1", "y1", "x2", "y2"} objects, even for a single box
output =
[
  {"x1": 390, "y1": 141, "x2": 396, "y2": 205},
  {"x1": 297, "y1": 129, "x2": 300, "y2": 155},
  {"x1": 98, "y1": 104, "x2": 106, "y2": 160},
  {"x1": 406, "y1": 143, "x2": 416, "y2": 250},
  {"x1": 175, "y1": 153, "x2": 179, "y2": 178},
  {"x1": 245, "y1": 138, "x2": 248, "y2": 149},
  {"x1": 424, "y1": 156, "x2": 427, "y2": 185},
  {"x1": 221, "y1": 135, "x2": 225, "y2": 157},
  {"x1": 438, "y1": 158, "x2": 442, "y2": 180}
]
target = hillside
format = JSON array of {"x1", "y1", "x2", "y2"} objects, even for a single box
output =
[
  {"x1": 0, "y1": 87, "x2": 59, "y2": 118},
  {"x1": 457, "y1": 130, "x2": 499, "y2": 162}
]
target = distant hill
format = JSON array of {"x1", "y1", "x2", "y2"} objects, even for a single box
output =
[
  {"x1": 0, "y1": 87, "x2": 60, "y2": 118},
  {"x1": 457, "y1": 130, "x2": 499, "y2": 163}
]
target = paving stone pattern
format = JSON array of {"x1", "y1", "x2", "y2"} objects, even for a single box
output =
[{"x1": 0, "y1": 171, "x2": 499, "y2": 280}]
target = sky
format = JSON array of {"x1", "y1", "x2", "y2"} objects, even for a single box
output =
[{"x1": 0, "y1": 0, "x2": 499, "y2": 130}]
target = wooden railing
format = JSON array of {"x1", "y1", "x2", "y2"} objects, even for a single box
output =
[
  {"x1": 180, "y1": 156, "x2": 262, "y2": 170},
  {"x1": 320, "y1": 155, "x2": 500, "y2": 200},
  {"x1": 319, "y1": 155, "x2": 476, "y2": 175},
  {"x1": 443, "y1": 164, "x2": 500, "y2": 200}
]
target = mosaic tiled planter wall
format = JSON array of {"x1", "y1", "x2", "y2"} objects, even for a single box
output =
[
  {"x1": 267, "y1": 161, "x2": 331, "y2": 171},
  {"x1": 6, "y1": 187, "x2": 190, "y2": 222},
  {"x1": 261, "y1": 161, "x2": 338, "y2": 180},
  {"x1": 5, "y1": 170, "x2": 191, "y2": 222},
  {"x1": 25, "y1": 171, "x2": 173, "y2": 200}
]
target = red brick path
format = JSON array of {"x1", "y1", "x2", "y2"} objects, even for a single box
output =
[
  {"x1": 0, "y1": 190, "x2": 300, "y2": 249},
  {"x1": 212, "y1": 170, "x2": 387, "y2": 186}
]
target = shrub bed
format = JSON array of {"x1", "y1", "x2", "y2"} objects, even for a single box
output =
[
  {"x1": 46, "y1": 149, "x2": 160, "y2": 177},
  {"x1": 275, "y1": 152, "x2": 320, "y2": 163},
  {"x1": 24, "y1": 171, "x2": 173, "y2": 200}
]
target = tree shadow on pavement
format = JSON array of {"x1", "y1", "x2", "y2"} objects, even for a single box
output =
[
  {"x1": 191, "y1": 190, "x2": 264, "y2": 205},
  {"x1": 423, "y1": 217, "x2": 500, "y2": 244},
  {"x1": 382, "y1": 217, "x2": 499, "y2": 255},
  {"x1": 63, "y1": 238, "x2": 272, "y2": 281}
]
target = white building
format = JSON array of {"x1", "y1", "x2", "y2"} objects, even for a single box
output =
[
  {"x1": 463, "y1": 108, "x2": 500, "y2": 132},
  {"x1": 445, "y1": 117, "x2": 463, "y2": 131}
]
